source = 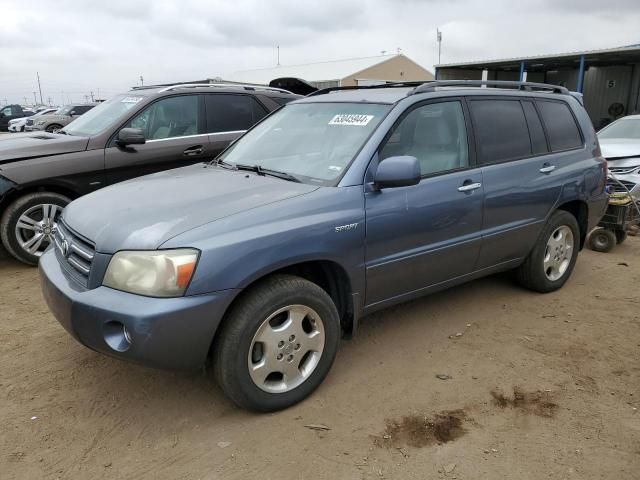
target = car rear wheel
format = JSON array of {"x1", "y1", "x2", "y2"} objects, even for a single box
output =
[
  {"x1": 516, "y1": 210, "x2": 580, "y2": 293},
  {"x1": 0, "y1": 192, "x2": 70, "y2": 265},
  {"x1": 212, "y1": 274, "x2": 340, "y2": 412},
  {"x1": 45, "y1": 124, "x2": 63, "y2": 133}
]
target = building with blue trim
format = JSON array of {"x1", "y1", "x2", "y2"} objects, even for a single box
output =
[{"x1": 435, "y1": 44, "x2": 640, "y2": 129}]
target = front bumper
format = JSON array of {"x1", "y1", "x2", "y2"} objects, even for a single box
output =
[{"x1": 39, "y1": 248, "x2": 238, "y2": 370}]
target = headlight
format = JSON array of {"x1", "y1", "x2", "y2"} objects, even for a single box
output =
[
  {"x1": 36, "y1": 121, "x2": 45, "y2": 125},
  {"x1": 103, "y1": 249, "x2": 199, "y2": 297}
]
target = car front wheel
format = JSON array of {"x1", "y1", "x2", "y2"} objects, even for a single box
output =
[
  {"x1": 516, "y1": 210, "x2": 580, "y2": 293},
  {"x1": 0, "y1": 192, "x2": 70, "y2": 265},
  {"x1": 212, "y1": 274, "x2": 340, "y2": 412}
]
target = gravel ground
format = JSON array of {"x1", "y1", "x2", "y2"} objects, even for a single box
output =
[{"x1": 1, "y1": 239, "x2": 639, "y2": 479}]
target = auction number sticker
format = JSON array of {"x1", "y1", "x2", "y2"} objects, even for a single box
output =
[{"x1": 328, "y1": 114, "x2": 374, "y2": 126}]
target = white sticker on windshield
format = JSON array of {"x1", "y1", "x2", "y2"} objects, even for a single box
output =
[
  {"x1": 121, "y1": 96, "x2": 144, "y2": 104},
  {"x1": 328, "y1": 114, "x2": 374, "y2": 126}
]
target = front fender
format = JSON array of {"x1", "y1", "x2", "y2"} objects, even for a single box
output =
[{"x1": 165, "y1": 186, "x2": 366, "y2": 298}]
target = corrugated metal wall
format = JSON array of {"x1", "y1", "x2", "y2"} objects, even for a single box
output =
[{"x1": 582, "y1": 65, "x2": 633, "y2": 128}]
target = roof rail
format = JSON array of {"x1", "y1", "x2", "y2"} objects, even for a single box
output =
[
  {"x1": 409, "y1": 80, "x2": 570, "y2": 95},
  {"x1": 307, "y1": 81, "x2": 426, "y2": 97},
  {"x1": 154, "y1": 83, "x2": 292, "y2": 94}
]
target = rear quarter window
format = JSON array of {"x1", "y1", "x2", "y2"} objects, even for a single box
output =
[
  {"x1": 469, "y1": 99, "x2": 531, "y2": 164},
  {"x1": 536, "y1": 100, "x2": 583, "y2": 151}
]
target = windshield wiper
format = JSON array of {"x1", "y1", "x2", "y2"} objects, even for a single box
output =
[
  {"x1": 211, "y1": 158, "x2": 235, "y2": 169},
  {"x1": 233, "y1": 163, "x2": 302, "y2": 183}
]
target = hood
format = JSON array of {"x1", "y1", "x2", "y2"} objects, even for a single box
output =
[
  {"x1": 599, "y1": 138, "x2": 640, "y2": 160},
  {"x1": 0, "y1": 132, "x2": 89, "y2": 163},
  {"x1": 63, "y1": 163, "x2": 319, "y2": 252}
]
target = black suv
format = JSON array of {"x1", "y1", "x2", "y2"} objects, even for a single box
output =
[{"x1": 0, "y1": 84, "x2": 300, "y2": 264}]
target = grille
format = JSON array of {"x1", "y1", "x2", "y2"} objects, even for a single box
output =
[
  {"x1": 26, "y1": 119, "x2": 33, "y2": 126},
  {"x1": 607, "y1": 179, "x2": 637, "y2": 194},
  {"x1": 54, "y1": 221, "x2": 95, "y2": 284},
  {"x1": 609, "y1": 166, "x2": 639, "y2": 175}
]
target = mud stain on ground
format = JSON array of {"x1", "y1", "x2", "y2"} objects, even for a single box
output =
[
  {"x1": 376, "y1": 409, "x2": 468, "y2": 448},
  {"x1": 490, "y1": 387, "x2": 558, "y2": 418}
]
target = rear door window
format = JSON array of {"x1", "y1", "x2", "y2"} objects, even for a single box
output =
[
  {"x1": 536, "y1": 100, "x2": 583, "y2": 151},
  {"x1": 522, "y1": 101, "x2": 548, "y2": 155},
  {"x1": 205, "y1": 94, "x2": 268, "y2": 133},
  {"x1": 469, "y1": 99, "x2": 531, "y2": 164}
]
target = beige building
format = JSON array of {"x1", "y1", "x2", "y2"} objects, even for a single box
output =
[{"x1": 229, "y1": 53, "x2": 434, "y2": 89}]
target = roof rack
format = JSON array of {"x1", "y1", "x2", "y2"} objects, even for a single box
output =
[
  {"x1": 307, "y1": 81, "x2": 426, "y2": 97},
  {"x1": 409, "y1": 80, "x2": 570, "y2": 95},
  {"x1": 149, "y1": 83, "x2": 292, "y2": 94}
]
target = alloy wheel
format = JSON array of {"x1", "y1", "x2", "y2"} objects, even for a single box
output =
[
  {"x1": 248, "y1": 304, "x2": 325, "y2": 394},
  {"x1": 543, "y1": 225, "x2": 574, "y2": 281},
  {"x1": 15, "y1": 203, "x2": 61, "y2": 257}
]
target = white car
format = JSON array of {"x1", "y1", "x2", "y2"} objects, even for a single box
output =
[
  {"x1": 8, "y1": 108, "x2": 58, "y2": 132},
  {"x1": 598, "y1": 114, "x2": 640, "y2": 197}
]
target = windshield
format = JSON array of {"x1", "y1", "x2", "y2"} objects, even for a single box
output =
[
  {"x1": 218, "y1": 102, "x2": 390, "y2": 185},
  {"x1": 62, "y1": 94, "x2": 147, "y2": 137},
  {"x1": 599, "y1": 118, "x2": 640, "y2": 140}
]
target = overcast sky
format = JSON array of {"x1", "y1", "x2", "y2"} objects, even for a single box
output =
[{"x1": 2, "y1": 0, "x2": 640, "y2": 105}]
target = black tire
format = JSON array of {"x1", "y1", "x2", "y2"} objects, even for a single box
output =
[
  {"x1": 588, "y1": 227, "x2": 616, "y2": 253},
  {"x1": 45, "y1": 124, "x2": 63, "y2": 133},
  {"x1": 615, "y1": 230, "x2": 627, "y2": 245},
  {"x1": 0, "y1": 192, "x2": 70, "y2": 265},
  {"x1": 212, "y1": 274, "x2": 341, "y2": 412},
  {"x1": 516, "y1": 210, "x2": 580, "y2": 293}
]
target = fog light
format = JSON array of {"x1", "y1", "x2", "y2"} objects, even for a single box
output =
[{"x1": 103, "y1": 321, "x2": 132, "y2": 352}]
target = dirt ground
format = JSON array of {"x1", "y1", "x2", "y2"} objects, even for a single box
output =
[{"x1": 1, "y1": 239, "x2": 639, "y2": 480}]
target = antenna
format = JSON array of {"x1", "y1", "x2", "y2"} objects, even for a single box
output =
[{"x1": 36, "y1": 72, "x2": 44, "y2": 105}]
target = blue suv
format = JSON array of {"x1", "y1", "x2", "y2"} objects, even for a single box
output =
[{"x1": 40, "y1": 81, "x2": 608, "y2": 411}]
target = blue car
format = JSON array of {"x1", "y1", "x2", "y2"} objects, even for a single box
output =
[{"x1": 40, "y1": 80, "x2": 608, "y2": 411}]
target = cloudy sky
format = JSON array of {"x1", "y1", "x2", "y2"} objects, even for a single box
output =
[{"x1": 1, "y1": 0, "x2": 640, "y2": 105}]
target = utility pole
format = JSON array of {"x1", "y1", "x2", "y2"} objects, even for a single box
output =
[
  {"x1": 47, "y1": 96, "x2": 52, "y2": 106},
  {"x1": 139, "y1": 75, "x2": 144, "y2": 86},
  {"x1": 32, "y1": 92, "x2": 37, "y2": 105},
  {"x1": 276, "y1": 46, "x2": 280, "y2": 66},
  {"x1": 90, "y1": 91, "x2": 94, "y2": 102},
  {"x1": 36, "y1": 72, "x2": 43, "y2": 105},
  {"x1": 437, "y1": 29, "x2": 442, "y2": 65}
]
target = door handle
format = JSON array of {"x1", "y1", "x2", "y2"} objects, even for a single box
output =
[
  {"x1": 539, "y1": 164, "x2": 556, "y2": 173},
  {"x1": 183, "y1": 146, "x2": 204, "y2": 156},
  {"x1": 458, "y1": 182, "x2": 482, "y2": 192}
]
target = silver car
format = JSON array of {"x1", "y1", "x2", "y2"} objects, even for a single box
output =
[
  {"x1": 25, "y1": 104, "x2": 95, "y2": 132},
  {"x1": 598, "y1": 114, "x2": 640, "y2": 197}
]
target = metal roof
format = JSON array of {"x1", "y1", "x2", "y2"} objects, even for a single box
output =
[
  {"x1": 229, "y1": 54, "x2": 404, "y2": 84},
  {"x1": 437, "y1": 44, "x2": 640, "y2": 69}
]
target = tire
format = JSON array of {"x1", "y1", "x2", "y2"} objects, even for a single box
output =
[
  {"x1": 45, "y1": 124, "x2": 63, "y2": 133},
  {"x1": 516, "y1": 210, "x2": 580, "y2": 293},
  {"x1": 588, "y1": 228, "x2": 616, "y2": 253},
  {"x1": 212, "y1": 274, "x2": 341, "y2": 412},
  {"x1": 0, "y1": 192, "x2": 70, "y2": 265},
  {"x1": 615, "y1": 230, "x2": 627, "y2": 245}
]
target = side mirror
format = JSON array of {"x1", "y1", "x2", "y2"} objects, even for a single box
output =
[
  {"x1": 117, "y1": 128, "x2": 146, "y2": 146},
  {"x1": 374, "y1": 155, "x2": 421, "y2": 189},
  {"x1": 0, "y1": 112, "x2": 4, "y2": 118}
]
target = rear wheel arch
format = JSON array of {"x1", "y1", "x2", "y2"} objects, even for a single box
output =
[{"x1": 556, "y1": 200, "x2": 588, "y2": 249}]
